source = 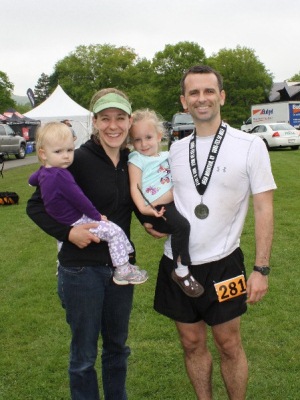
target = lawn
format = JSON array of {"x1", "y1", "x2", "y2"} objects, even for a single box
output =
[{"x1": 0, "y1": 148, "x2": 299, "y2": 399}]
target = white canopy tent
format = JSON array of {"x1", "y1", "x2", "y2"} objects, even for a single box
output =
[{"x1": 24, "y1": 85, "x2": 92, "y2": 147}]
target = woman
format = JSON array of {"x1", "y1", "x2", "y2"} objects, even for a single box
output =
[{"x1": 27, "y1": 88, "x2": 140, "y2": 400}]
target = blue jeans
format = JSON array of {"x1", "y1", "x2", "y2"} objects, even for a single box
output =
[{"x1": 58, "y1": 264, "x2": 134, "y2": 400}]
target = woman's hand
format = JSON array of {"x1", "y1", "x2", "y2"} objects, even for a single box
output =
[{"x1": 68, "y1": 223, "x2": 101, "y2": 248}]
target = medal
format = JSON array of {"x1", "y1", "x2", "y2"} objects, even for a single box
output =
[
  {"x1": 194, "y1": 203, "x2": 209, "y2": 219},
  {"x1": 189, "y1": 122, "x2": 227, "y2": 220}
]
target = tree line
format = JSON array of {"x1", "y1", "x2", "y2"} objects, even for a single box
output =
[{"x1": 1, "y1": 42, "x2": 300, "y2": 127}]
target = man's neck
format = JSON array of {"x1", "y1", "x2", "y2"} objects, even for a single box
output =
[{"x1": 194, "y1": 119, "x2": 222, "y2": 137}]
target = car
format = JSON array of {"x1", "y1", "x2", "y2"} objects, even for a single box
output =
[
  {"x1": 0, "y1": 123, "x2": 27, "y2": 159},
  {"x1": 241, "y1": 116, "x2": 252, "y2": 132},
  {"x1": 168, "y1": 112, "x2": 194, "y2": 148},
  {"x1": 249, "y1": 123, "x2": 300, "y2": 150}
]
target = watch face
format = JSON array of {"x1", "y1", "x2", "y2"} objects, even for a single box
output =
[
  {"x1": 254, "y1": 266, "x2": 270, "y2": 275},
  {"x1": 261, "y1": 267, "x2": 270, "y2": 276}
]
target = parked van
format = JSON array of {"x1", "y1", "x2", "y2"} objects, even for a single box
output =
[{"x1": 241, "y1": 102, "x2": 300, "y2": 132}]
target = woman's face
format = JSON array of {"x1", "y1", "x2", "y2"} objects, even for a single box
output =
[{"x1": 93, "y1": 108, "x2": 132, "y2": 151}]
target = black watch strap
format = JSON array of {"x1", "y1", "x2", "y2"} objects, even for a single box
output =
[{"x1": 253, "y1": 266, "x2": 270, "y2": 276}]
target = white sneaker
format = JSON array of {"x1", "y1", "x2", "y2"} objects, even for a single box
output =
[{"x1": 113, "y1": 264, "x2": 148, "y2": 285}]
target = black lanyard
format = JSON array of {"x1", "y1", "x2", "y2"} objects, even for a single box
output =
[{"x1": 189, "y1": 122, "x2": 227, "y2": 218}]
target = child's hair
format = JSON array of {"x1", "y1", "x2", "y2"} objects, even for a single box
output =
[
  {"x1": 129, "y1": 109, "x2": 166, "y2": 141},
  {"x1": 36, "y1": 122, "x2": 73, "y2": 164}
]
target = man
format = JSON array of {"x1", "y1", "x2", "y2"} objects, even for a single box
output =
[
  {"x1": 61, "y1": 119, "x2": 77, "y2": 141},
  {"x1": 152, "y1": 65, "x2": 276, "y2": 400}
]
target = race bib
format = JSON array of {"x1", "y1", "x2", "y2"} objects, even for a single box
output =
[{"x1": 214, "y1": 274, "x2": 247, "y2": 303}]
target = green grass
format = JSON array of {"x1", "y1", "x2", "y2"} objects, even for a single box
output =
[{"x1": 0, "y1": 148, "x2": 299, "y2": 399}]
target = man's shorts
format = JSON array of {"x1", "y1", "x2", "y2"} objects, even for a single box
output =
[{"x1": 154, "y1": 248, "x2": 247, "y2": 326}]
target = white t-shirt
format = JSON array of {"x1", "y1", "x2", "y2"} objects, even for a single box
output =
[{"x1": 164, "y1": 124, "x2": 277, "y2": 265}]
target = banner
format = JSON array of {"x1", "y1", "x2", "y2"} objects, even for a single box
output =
[{"x1": 26, "y1": 88, "x2": 35, "y2": 108}]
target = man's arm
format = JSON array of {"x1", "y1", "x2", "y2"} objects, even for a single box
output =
[
  {"x1": 246, "y1": 190, "x2": 274, "y2": 304},
  {"x1": 143, "y1": 223, "x2": 168, "y2": 239}
]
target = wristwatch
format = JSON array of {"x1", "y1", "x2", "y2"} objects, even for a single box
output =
[{"x1": 253, "y1": 266, "x2": 270, "y2": 276}]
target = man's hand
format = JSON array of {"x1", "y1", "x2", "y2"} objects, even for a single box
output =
[
  {"x1": 246, "y1": 271, "x2": 268, "y2": 304},
  {"x1": 143, "y1": 222, "x2": 168, "y2": 239},
  {"x1": 68, "y1": 223, "x2": 100, "y2": 248}
]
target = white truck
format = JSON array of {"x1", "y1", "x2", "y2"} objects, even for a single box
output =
[{"x1": 241, "y1": 102, "x2": 300, "y2": 132}]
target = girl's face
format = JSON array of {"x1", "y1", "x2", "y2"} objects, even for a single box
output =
[
  {"x1": 130, "y1": 120, "x2": 162, "y2": 157},
  {"x1": 39, "y1": 134, "x2": 74, "y2": 168},
  {"x1": 93, "y1": 108, "x2": 132, "y2": 151}
]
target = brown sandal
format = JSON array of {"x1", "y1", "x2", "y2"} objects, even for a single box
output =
[{"x1": 171, "y1": 270, "x2": 204, "y2": 298}]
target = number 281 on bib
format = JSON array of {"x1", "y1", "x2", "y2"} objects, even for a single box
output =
[{"x1": 214, "y1": 274, "x2": 247, "y2": 303}]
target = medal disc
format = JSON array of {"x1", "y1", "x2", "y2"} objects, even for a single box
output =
[{"x1": 194, "y1": 203, "x2": 209, "y2": 219}]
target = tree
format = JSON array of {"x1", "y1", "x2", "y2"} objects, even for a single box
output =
[
  {"x1": 152, "y1": 42, "x2": 206, "y2": 120},
  {"x1": 50, "y1": 44, "x2": 139, "y2": 110},
  {"x1": 31, "y1": 42, "x2": 274, "y2": 126},
  {"x1": 289, "y1": 72, "x2": 300, "y2": 81},
  {"x1": 124, "y1": 58, "x2": 157, "y2": 111},
  {"x1": 0, "y1": 71, "x2": 16, "y2": 113},
  {"x1": 16, "y1": 103, "x2": 32, "y2": 114},
  {"x1": 34, "y1": 73, "x2": 51, "y2": 106},
  {"x1": 207, "y1": 46, "x2": 273, "y2": 127}
]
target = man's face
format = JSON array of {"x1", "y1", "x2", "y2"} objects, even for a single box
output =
[{"x1": 180, "y1": 73, "x2": 225, "y2": 124}]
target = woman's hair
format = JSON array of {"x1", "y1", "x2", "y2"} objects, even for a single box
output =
[
  {"x1": 129, "y1": 109, "x2": 166, "y2": 141},
  {"x1": 35, "y1": 122, "x2": 73, "y2": 163}
]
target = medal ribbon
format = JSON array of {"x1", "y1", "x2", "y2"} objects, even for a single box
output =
[{"x1": 189, "y1": 121, "x2": 227, "y2": 197}]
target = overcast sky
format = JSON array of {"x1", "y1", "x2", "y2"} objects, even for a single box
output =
[{"x1": 1, "y1": 0, "x2": 299, "y2": 96}]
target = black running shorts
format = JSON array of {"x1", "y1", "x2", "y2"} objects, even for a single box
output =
[{"x1": 154, "y1": 248, "x2": 247, "y2": 326}]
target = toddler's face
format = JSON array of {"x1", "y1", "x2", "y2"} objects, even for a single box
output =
[
  {"x1": 130, "y1": 120, "x2": 162, "y2": 157},
  {"x1": 39, "y1": 134, "x2": 75, "y2": 168}
]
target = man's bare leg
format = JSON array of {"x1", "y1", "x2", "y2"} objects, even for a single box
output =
[
  {"x1": 176, "y1": 321, "x2": 213, "y2": 400},
  {"x1": 212, "y1": 317, "x2": 248, "y2": 400}
]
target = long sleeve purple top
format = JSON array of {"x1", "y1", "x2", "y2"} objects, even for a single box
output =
[{"x1": 28, "y1": 167, "x2": 101, "y2": 225}]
